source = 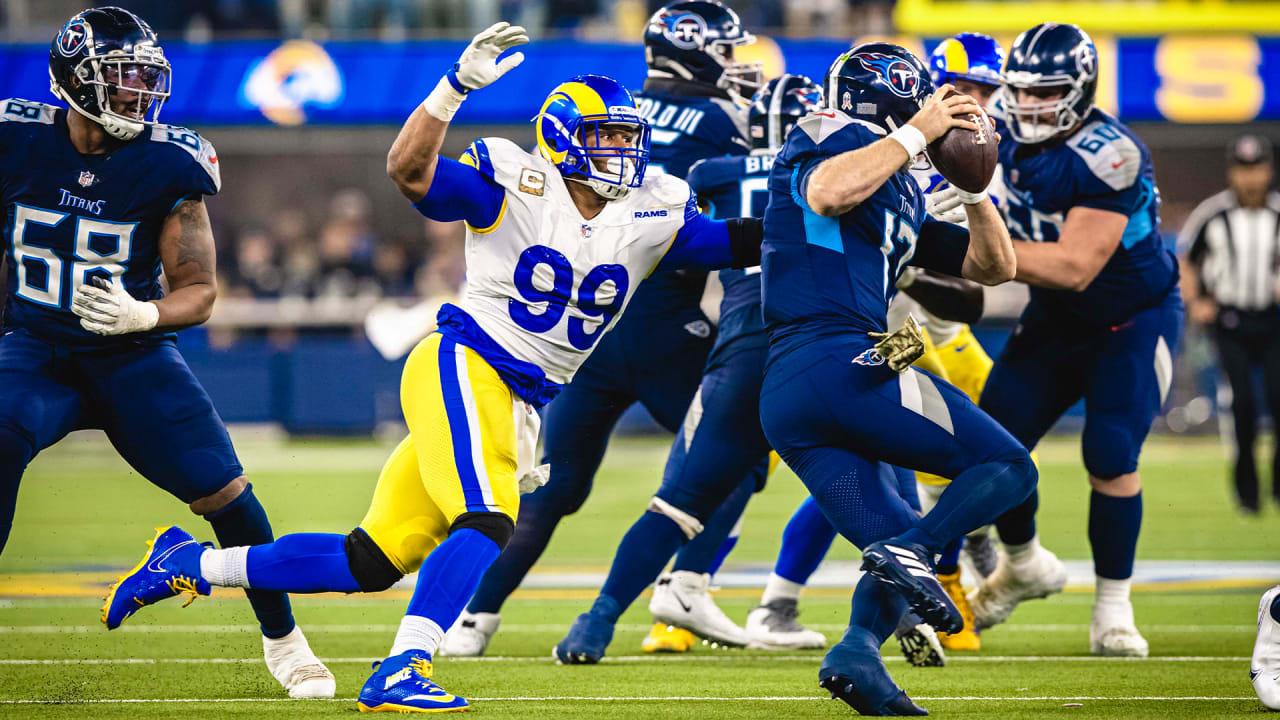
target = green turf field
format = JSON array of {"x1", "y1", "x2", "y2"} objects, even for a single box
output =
[{"x1": 0, "y1": 430, "x2": 1275, "y2": 718}]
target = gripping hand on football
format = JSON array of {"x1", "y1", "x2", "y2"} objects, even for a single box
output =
[
  {"x1": 452, "y1": 22, "x2": 528, "y2": 92},
  {"x1": 71, "y1": 277, "x2": 159, "y2": 336},
  {"x1": 908, "y1": 85, "x2": 982, "y2": 143},
  {"x1": 868, "y1": 313, "x2": 926, "y2": 373}
]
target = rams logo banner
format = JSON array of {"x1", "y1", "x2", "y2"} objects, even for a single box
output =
[
  {"x1": 241, "y1": 40, "x2": 343, "y2": 126},
  {"x1": 857, "y1": 52, "x2": 922, "y2": 99}
]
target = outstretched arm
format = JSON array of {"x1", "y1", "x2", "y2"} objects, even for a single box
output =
[
  {"x1": 655, "y1": 211, "x2": 763, "y2": 272},
  {"x1": 1012, "y1": 206, "x2": 1125, "y2": 291}
]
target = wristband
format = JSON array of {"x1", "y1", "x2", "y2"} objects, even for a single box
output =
[
  {"x1": 445, "y1": 63, "x2": 471, "y2": 94},
  {"x1": 421, "y1": 75, "x2": 468, "y2": 122},
  {"x1": 887, "y1": 124, "x2": 928, "y2": 159},
  {"x1": 954, "y1": 187, "x2": 987, "y2": 205}
]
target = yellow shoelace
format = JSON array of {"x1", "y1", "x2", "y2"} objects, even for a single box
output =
[
  {"x1": 166, "y1": 576, "x2": 203, "y2": 608},
  {"x1": 409, "y1": 657, "x2": 434, "y2": 680}
]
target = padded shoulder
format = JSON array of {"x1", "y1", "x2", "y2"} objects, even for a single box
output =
[
  {"x1": 149, "y1": 124, "x2": 221, "y2": 193},
  {"x1": 0, "y1": 99, "x2": 57, "y2": 125},
  {"x1": 1065, "y1": 118, "x2": 1141, "y2": 192},
  {"x1": 465, "y1": 136, "x2": 552, "y2": 192},
  {"x1": 643, "y1": 171, "x2": 694, "y2": 206}
]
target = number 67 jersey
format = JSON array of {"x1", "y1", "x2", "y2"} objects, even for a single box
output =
[
  {"x1": 433, "y1": 136, "x2": 713, "y2": 408},
  {"x1": 0, "y1": 99, "x2": 220, "y2": 347}
]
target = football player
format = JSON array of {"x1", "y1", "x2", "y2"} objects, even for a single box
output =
[
  {"x1": 102, "y1": 24, "x2": 763, "y2": 713},
  {"x1": 759, "y1": 43, "x2": 1034, "y2": 714},
  {"x1": 552, "y1": 75, "x2": 823, "y2": 663},
  {"x1": 967, "y1": 23, "x2": 1182, "y2": 658},
  {"x1": 0, "y1": 7, "x2": 332, "y2": 699},
  {"x1": 448, "y1": 0, "x2": 762, "y2": 657}
]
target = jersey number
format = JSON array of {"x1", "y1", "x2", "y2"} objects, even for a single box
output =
[
  {"x1": 11, "y1": 204, "x2": 135, "y2": 308},
  {"x1": 509, "y1": 245, "x2": 630, "y2": 351},
  {"x1": 880, "y1": 210, "x2": 918, "y2": 299},
  {"x1": 738, "y1": 177, "x2": 770, "y2": 218}
]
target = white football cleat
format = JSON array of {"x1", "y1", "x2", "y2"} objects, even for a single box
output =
[
  {"x1": 263, "y1": 626, "x2": 335, "y2": 699},
  {"x1": 440, "y1": 611, "x2": 500, "y2": 657},
  {"x1": 1090, "y1": 599, "x2": 1148, "y2": 657},
  {"x1": 1252, "y1": 585, "x2": 1280, "y2": 710},
  {"x1": 649, "y1": 571, "x2": 748, "y2": 648},
  {"x1": 745, "y1": 599, "x2": 827, "y2": 650},
  {"x1": 968, "y1": 543, "x2": 1067, "y2": 631}
]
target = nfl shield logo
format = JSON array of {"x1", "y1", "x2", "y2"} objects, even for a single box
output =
[
  {"x1": 581, "y1": 224, "x2": 593, "y2": 239},
  {"x1": 78, "y1": 171, "x2": 96, "y2": 188}
]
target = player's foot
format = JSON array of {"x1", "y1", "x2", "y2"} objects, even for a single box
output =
[
  {"x1": 264, "y1": 626, "x2": 336, "y2": 699},
  {"x1": 1090, "y1": 600, "x2": 1148, "y2": 657},
  {"x1": 861, "y1": 540, "x2": 962, "y2": 635},
  {"x1": 962, "y1": 531, "x2": 999, "y2": 579},
  {"x1": 649, "y1": 571, "x2": 748, "y2": 647},
  {"x1": 1251, "y1": 585, "x2": 1280, "y2": 710},
  {"x1": 102, "y1": 526, "x2": 211, "y2": 630},
  {"x1": 821, "y1": 638, "x2": 927, "y2": 716},
  {"x1": 894, "y1": 611, "x2": 945, "y2": 668},
  {"x1": 968, "y1": 544, "x2": 1067, "y2": 631},
  {"x1": 745, "y1": 598, "x2": 827, "y2": 650},
  {"x1": 553, "y1": 611, "x2": 615, "y2": 664},
  {"x1": 440, "y1": 611, "x2": 500, "y2": 657},
  {"x1": 641, "y1": 622, "x2": 697, "y2": 653},
  {"x1": 937, "y1": 571, "x2": 980, "y2": 651},
  {"x1": 357, "y1": 650, "x2": 468, "y2": 713}
]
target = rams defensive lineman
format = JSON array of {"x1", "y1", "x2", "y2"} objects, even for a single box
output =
[
  {"x1": 104, "y1": 24, "x2": 762, "y2": 713},
  {"x1": 3, "y1": 7, "x2": 332, "y2": 698},
  {"x1": 451, "y1": 0, "x2": 761, "y2": 656}
]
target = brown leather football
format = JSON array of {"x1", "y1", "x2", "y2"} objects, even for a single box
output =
[{"x1": 925, "y1": 92, "x2": 998, "y2": 194}]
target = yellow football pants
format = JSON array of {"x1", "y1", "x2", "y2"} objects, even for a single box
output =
[
  {"x1": 358, "y1": 333, "x2": 523, "y2": 574},
  {"x1": 916, "y1": 325, "x2": 996, "y2": 487}
]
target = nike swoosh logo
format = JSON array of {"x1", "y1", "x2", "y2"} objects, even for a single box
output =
[
  {"x1": 673, "y1": 593, "x2": 692, "y2": 613},
  {"x1": 402, "y1": 693, "x2": 456, "y2": 702},
  {"x1": 1111, "y1": 159, "x2": 1127, "y2": 169},
  {"x1": 146, "y1": 539, "x2": 196, "y2": 573},
  {"x1": 1251, "y1": 669, "x2": 1261, "y2": 681},
  {"x1": 953, "y1": 343, "x2": 969, "y2": 352}
]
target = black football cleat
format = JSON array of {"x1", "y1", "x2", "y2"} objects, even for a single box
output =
[{"x1": 861, "y1": 540, "x2": 962, "y2": 635}]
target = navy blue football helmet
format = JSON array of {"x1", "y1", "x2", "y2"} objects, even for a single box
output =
[
  {"x1": 929, "y1": 32, "x2": 1005, "y2": 90},
  {"x1": 748, "y1": 74, "x2": 822, "y2": 152},
  {"x1": 644, "y1": 1, "x2": 762, "y2": 104},
  {"x1": 49, "y1": 6, "x2": 171, "y2": 141},
  {"x1": 1002, "y1": 22, "x2": 1098, "y2": 143},
  {"x1": 824, "y1": 42, "x2": 934, "y2": 133}
]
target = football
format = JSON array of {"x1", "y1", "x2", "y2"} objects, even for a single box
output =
[{"x1": 925, "y1": 91, "x2": 999, "y2": 194}]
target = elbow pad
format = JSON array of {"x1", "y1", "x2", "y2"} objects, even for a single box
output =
[{"x1": 726, "y1": 218, "x2": 763, "y2": 269}]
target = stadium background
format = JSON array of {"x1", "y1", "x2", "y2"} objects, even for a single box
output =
[{"x1": 2, "y1": 0, "x2": 1277, "y2": 436}]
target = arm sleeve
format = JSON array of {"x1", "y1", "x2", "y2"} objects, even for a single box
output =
[
  {"x1": 1075, "y1": 181, "x2": 1142, "y2": 216},
  {"x1": 656, "y1": 209, "x2": 762, "y2": 272},
  {"x1": 909, "y1": 217, "x2": 971, "y2": 278},
  {"x1": 411, "y1": 157, "x2": 505, "y2": 228}
]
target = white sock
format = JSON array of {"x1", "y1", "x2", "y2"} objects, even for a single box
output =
[
  {"x1": 199, "y1": 546, "x2": 250, "y2": 588},
  {"x1": 1095, "y1": 576, "x2": 1132, "y2": 606},
  {"x1": 761, "y1": 573, "x2": 804, "y2": 605},
  {"x1": 389, "y1": 615, "x2": 445, "y2": 658},
  {"x1": 1004, "y1": 536, "x2": 1041, "y2": 565}
]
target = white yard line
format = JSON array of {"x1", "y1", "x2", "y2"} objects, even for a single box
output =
[
  {"x1": 0, "y1": 695, "x2": 1256, "y2": 704},
  {"x1": 0, "y1": 655, "x2": 1249, "y2": 665}
]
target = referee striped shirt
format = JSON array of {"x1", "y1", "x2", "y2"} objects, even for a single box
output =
[{"x1": 1181, "y1": 189, "x2": 1280, "y2": 311}]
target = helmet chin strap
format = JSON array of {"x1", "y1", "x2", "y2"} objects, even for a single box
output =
[
  {"x1": 53, "y1": 83, "x2": 144, "y2": 141},
  {"x1": 567, "y1": 174, "x2": 632, "y2": 201}
]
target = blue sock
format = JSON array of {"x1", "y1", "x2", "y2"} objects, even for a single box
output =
[
  {"x1": 594, "y1": 511, "x2": 687, "y2": 623},
  {"x1": 406, "y1": 528, "x2": 500, "y2": 628},
  {"x1": 996, "y1": 491, "x2": 1039, "y2": 546},
  {"x1": 1087, "y1": 491, "x2": 1142, "y2": 579},
  {"x1": 246, "y1": 532, "x2": 361, "y2": 594},
  {"x1": 849, "y1": 572, "x2": 908, "y2": 644},
  {"x1": 911, "y1": 457, "x2": 1037, "y2": 552},
  {"x1": 673, "y1": 478, "x2": 752, "y2": 576},
  {"x1": 204, "y1": 484, "x2": 295, "y2": 638},
  {"x1": 936, "y1": 537, "x2": 962, "y2": 576},
  {"x1": 1270, "y1": 594, "x2": 1280, "y2": 625},
  {"x1": 775, "y1": 496, "x2": 837, "y2": 584}
]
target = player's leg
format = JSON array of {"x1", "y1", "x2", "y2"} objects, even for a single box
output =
[
  {"x1": 1216, "y1": 323, "x2": 1262, "y2": 511},
  {"x1": 1251, "y1": 584, "x2": 1280, "y2": 709},
  {"x1": 449, "y1": 369, "x2": 632, "y2": 655},
  {"x1": 0, "y1": 332, "x2": 85, "y2": 554},
  {"x1": 1079, "y1": 294, "x2": 1182, "y2": 657},
  {"x1": 88, "y1": 342, "x2": 335, "y2": 697},
  {"x1": 748, "y1": 492, "x2": 837, "y2": 650}
]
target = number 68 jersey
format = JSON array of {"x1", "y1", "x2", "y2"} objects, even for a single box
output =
[
  {"x1": 433, "y1": 136, "x2": 703, "y2": 407},
  {"x1": 0, "y1": 99, "x2": 220, "y2": 347}
]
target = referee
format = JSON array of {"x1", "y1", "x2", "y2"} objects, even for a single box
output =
[{"x1": 1181, "y1": 134, "x2": 1280, "y2": 513}]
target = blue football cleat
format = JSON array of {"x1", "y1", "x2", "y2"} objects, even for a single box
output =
[
  {"x1": 357, "y1": 650, "x2": 469, "y2": 713},
  {"x1": 553, "y1": 611, "x2": 615, "y2": 664},
  {"x1": 102, "y1": 526, "x2": 211, "y2": 630},
  {"x1": 861, "y1": 540, "x2": 962, "y2": 635},
  {"x1": 820, "y1": 640, "x2": 927, "y2": 716}
]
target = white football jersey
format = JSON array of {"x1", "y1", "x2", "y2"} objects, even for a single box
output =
[{"x1": 457, "y1": 137, "x2": 695, "y2": 385}]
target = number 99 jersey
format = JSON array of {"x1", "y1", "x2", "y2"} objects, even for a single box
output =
[
  {"x1": 0, "y1": 99, "x2": 220, "y2": 347},
  {"x1": 439, "y1": 137, "x2": 699, "y2": 403}
]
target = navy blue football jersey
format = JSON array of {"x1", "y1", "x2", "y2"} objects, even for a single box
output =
[
  {"x1": 687, "y1": 153, "x2": 772, "y2": 364},
  {"x1": 761, "y1": 111, "x2": 969, "y2": 356},
  {"x1": 999, "y1": 108, "x2": 1177, "y2": 327},
  {"x1": 0, "y1": 99, "x2": 220, "y2": 347}
]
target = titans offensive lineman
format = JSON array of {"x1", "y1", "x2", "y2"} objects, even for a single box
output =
[
  {"x1": 449, "y1": 0, "x2": 761, "y2": 656},
  {"x1": 759, "y1": 43, "x2": 1035, "y2": 714},
  {"x1": 968, "y1": 23, "x2": 1181, "y2": 658},
  {"x1": 104, "y1": 24, "x2": 762, "y2": 713},
  {"x1": 0, "y1": 7, "x2": 332, "y2": 698}
]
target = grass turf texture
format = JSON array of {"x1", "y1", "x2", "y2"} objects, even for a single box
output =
[{"x1": 0, "y1": 431, "x2": 1273, "y2": 718}]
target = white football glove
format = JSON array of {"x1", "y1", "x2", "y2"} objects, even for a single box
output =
[
  {"x1": 452, "y1": 22, "x2": 528, "y2": 92},
  {"x1": 925, "y1": 184, "x2": 968, "y2": 224},
  {"x1": 71, "y1": 277, "x2": 159, "y2": 336}
]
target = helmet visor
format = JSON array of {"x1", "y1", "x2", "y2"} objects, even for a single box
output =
[{"x1": 81, "y1": 51, "x2": 171, "y2": 125}]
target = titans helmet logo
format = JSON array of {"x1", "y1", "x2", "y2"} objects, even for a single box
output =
[
  {"x1": 857, "y1": 53, "x2": 920, "y2": 99},
  {"x1": 58, "y1": 18, "x2": 88, "y2": 57},
  {"x1": 1074, "y1": 42, "x2": 1097, "y2": 77},
  {"x1": 664, "y1": 13, "x2": 706, "y2": 50}
]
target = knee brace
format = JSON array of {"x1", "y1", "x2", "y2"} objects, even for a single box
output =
[
  {"x1": 647, "y1": 496, "x2": 704, "y2": 540},
  {"x1": 344, "y1": 528, "x2": 404, "y2": 592},
  {"x1": 197, "y1": 480, "x2": 253, "y2": 520},
  {"x1": 450, "y1": 512, "x2": 515, "y2": 550}
]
